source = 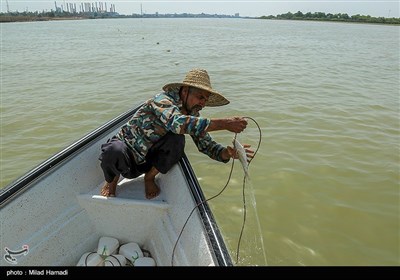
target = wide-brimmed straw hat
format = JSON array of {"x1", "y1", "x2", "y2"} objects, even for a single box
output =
[{"x1": 162, "y1": 68, "x2": 229, "y2": 107}]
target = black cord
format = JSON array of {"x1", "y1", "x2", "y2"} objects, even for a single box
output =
[
  {"x1": 171, "y1": 156, "x2": 236, "y2": 266},
  {"x1": 171, "y1": 116, "x2": 262, "y2": 266},
  {"x1": 83, "y1": 251, "x2": 97, "y2": 266},
  {"x1": 104, "y1": 254, "x2": 123, "y2": 266}
]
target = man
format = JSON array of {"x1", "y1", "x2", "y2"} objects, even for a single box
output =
[{"x1": 99, "y1": 68, "x2": 253, "y2": 199}]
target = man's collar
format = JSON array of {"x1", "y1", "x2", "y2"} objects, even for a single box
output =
[{"x1": 165, "y1": 90, "x2": 200, "y2": 116}]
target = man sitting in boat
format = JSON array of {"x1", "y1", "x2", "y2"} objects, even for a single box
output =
[{"x1": 99, "y1": 68, "x2": 253, "y2": 199}]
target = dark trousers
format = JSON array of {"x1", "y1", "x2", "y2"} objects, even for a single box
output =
[{"x1": 99, "y1": 132, "x2": 185, "y2": 183}]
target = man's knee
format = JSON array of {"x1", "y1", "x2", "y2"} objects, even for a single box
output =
[
  {"x1": 164, "y1": 133, "x2": 185, "y2": 152},
  {"x1": 149, "y1": 133, "x2": 185, "y2": 174},
  {"x1": 175, "y1": 134, "x2": 185, "y2": 147},
  {"x1": 100, "y1": 139, "x2": 125, "y2": 162},
  {"x1": 174, "y1": 135, "x2": 185, "y2": 156}
]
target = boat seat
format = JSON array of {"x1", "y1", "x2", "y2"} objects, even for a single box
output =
[
  {"x1": 76, "y1": 177, "x2": 170, "y2": 245},
  {"x1": 78, "y1": 177, "x2": 169, "y2": 210}
]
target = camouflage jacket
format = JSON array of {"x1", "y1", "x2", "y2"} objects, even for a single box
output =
[{"x1": 116, "y1": 90, "x2": 229, "y2": 164}]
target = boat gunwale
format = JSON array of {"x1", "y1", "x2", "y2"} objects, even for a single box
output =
[{"x1": 0, "y1": 104, "x2": 143, "y2": 207}]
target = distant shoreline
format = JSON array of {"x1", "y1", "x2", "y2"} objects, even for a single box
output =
[
  {"x1": 1, "y1": 14, "x2": 399, "y2": 25},
  {"x1": 258, "y1": 18, "x2": 400, "y2": 26},
  {"x1": 0, "y1": 15, "x2": 88, "y2": 23},
  {"x1": 258, "y1": 12, "x2": 400, "y2": 25}
]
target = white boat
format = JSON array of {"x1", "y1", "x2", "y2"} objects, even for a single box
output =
[{"x1": 0, "y1": 105, "x2": 233, "y2": 267}]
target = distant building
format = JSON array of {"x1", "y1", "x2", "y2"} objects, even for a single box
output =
[{"x1": 54, "y1": 1, "x2": 117, "y2": 14}]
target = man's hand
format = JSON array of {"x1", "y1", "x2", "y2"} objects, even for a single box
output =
[
  {"x1": 222, "y1": 144, "x2": 255, "y2": 162},
  {"x1": 207, "y1": 117, "x2": 248, "y2": 133}
]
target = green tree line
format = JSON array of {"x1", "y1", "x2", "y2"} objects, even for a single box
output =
[{"x1": 259, "y1": 11, "x2": 400, "y2": 25}]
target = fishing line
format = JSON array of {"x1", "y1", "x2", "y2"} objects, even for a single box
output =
[
  {"x1": 171, "y1": 116, "x2": 262, "y2": 266},
  {"x1": 235, "y1": 116, "x2": 265, "y2": 265},
  {"x1": 171, "y1": 156, "x2": 236, "y2": 266}
]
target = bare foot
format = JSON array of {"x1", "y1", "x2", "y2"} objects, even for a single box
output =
[
  {"x1": 100, "y1": 176, "x2": 119, "y2": 197},
  {"x1": 144, "y1": 178, "x2": 160, "y2": 199},
  {"x1": 100, "y1": 182, "x2": 116, "y2": 197}
]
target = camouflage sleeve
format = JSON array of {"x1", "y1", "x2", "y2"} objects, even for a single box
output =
[
  {"x1": 191, "y1": 133, "x2": 230, "y2": 163},
  {"x1": 152, "y1": 97, "x2": 211, "y2": 137}
]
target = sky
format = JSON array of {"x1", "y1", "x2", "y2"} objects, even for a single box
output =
[{"x1": 2, "y1": 0, "x2": 399, "y2": 18}]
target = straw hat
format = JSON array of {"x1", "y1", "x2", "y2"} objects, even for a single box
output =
[{"x1": 162, "y1": 69, "x2": 229, "y2": 107}]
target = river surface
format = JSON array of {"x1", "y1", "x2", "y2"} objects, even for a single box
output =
[{"x1": 1, "y1": 18, "x2": 399, "y2": 265}]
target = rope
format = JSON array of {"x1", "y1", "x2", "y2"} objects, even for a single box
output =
[
  {"x1": 171, "y1": 156, "x2": 236, "y2": 266},
  {"x1": 171, "y1": 116, "x2": 262, "y2": 266},
  {"x1": 235, "y1": 116, "x2": 262, "y2": 264}
]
